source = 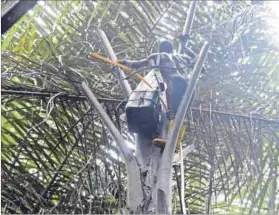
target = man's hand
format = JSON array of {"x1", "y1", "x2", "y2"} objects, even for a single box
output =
[
  {"x1": 117, "y1": 59, "x2": 127, "y2": 65},
  {"x1": 112, "y1": 59, "x2": 127, "y2": 72},
  {"x1": 189, "y1": 59, "x2": 206, "y2": 74}
]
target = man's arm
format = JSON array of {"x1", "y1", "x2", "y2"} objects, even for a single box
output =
[
  {"x1": 173, "y1": 54, "x2": 192, "y2": 69},
  {"x1": 120, "y1": 58, "x2": 149, "y2": 69},
  {"x1": 174, "y1": 52, "x2": 206, "y2": 73},
  {"x1": 119, "y1": 53, "x2": 160, "y2": 69},
  {"x1": 183, "y1": 47, "x2": 206, "y2": 73},
  {"x1": 184, "y1": 47, "x2": 197, "y2": 59}
]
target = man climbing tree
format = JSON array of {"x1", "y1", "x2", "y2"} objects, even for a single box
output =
[
  {"x1": 121, "y1": 39, "x2": 190, "y2": 111},
  {"x1": 121, "y1": 39, "x2": 202, "y2": 146},
  {"x1": 81, "y1": 2, "x2": 210, "y2": 213}
]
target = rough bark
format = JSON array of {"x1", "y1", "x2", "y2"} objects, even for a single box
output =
[
  {"x1": 135, "y1": 134, "x2": 162, "y2": 213},
  {"x1": 130, "y1": 69, "x2": 165, "y2": 213}
]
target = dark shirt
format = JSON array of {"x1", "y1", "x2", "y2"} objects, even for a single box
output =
[{"x1": 123, "y1": 52, "x2": 192, "y2": 83}]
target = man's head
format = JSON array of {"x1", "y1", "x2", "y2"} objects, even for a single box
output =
[{"x1": 159, "y1": 39, "x2": 173, "y2": 53}]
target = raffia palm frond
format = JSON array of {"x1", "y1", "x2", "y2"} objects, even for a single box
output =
[
  {"x1": 179, "y1": 110, "x2": 279, "y2": 214},
  {"x1": 2, "y1": 0, "x2": 279, "y2": 214},
  {"x1": 2, "y1": 94, "x2": 128, "y2": 214}
]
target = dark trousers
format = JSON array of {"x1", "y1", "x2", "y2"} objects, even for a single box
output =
[{"x1": 166, "y1": 75, "x2": 194, "y2": 115}]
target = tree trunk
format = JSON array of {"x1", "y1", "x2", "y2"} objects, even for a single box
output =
[{"x1": 133, "y1": 134, "x2": 162, "y2": 213}]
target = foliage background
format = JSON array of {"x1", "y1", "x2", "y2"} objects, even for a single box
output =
[{"x1": 1, "y1": 0, "x2": 279, "y2": 214}]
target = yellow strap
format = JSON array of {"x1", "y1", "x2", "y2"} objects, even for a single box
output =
[
  {"x1": 168, "y1": 120, "x2": 174, "y2": 133},
  {"x1": 92, "y1": 52, "x2": 153, "y2": 89},
  {"x1": 177, "y1": 124, "x2": 186, "y2": 148},
  {"x1": 169, "y1": 120, "x2": 186, "y2": 148}
]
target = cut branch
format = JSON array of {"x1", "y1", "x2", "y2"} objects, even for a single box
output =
[
  {"x1": 81, "y1": 82, "x2": 143, "y2": 212},
  {"x1": 97, "y1": 29, "x2": 132, "y2": 98},
  {"x1": 81, "y1": 82, "x2": 132, "y2": 162},
  {"x1": 178, "y1": 1, "x2": 198, "y2": 54}
]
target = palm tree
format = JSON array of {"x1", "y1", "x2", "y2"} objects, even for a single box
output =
[{"x1": 1, "y1": 0, "x2": 279, "y2": 214}]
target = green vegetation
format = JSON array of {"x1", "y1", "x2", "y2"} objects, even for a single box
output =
[{"x1": 1, "y1": 0, "x2": 279, "y2": 214}]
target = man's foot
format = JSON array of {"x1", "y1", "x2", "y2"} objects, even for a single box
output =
[{"x1": 153, "y1": 138, "x2": 167, "y2": 148}]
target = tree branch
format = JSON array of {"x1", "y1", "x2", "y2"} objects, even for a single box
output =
[
  {"x1": 97, "y1": 29, "x2": 132, "y2": 99},
  {"x1": 177, "y1": 2, "x2": 198, "y2": 213},
  {"x1": 81, "y1": 82, "x2": 133, "y2": 161},
  {"x1": 81, "y1": 82, "x2": 144, "y2": 212},
  {"x1": 178, "y1": 1, "x2": 198, "y2": 54},
  {"x1": 156, "y1": 41, "x2": 210, "y2": 214}
]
